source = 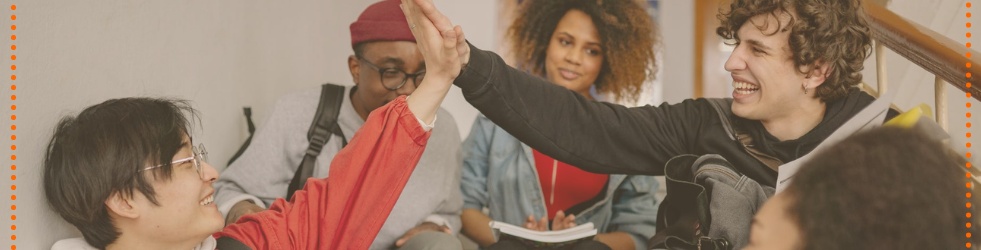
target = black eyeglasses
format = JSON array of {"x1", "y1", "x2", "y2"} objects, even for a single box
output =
[{"x1": 358, "y1": 57, "x2": 426, "y2": 91}]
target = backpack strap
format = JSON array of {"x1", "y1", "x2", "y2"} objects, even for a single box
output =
[
  {"x1": 706, "y1": 98, "x2": 783, "y2": 171},
  {"x1": 286, "y1": 83, "x2": 347, "y2": 200},
  {"x1": 226, "y1": 107, "x2": 257, "y2": 167}
]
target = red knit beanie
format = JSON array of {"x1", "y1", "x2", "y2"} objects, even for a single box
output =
[{"x1": 350, "y1": 0, "x2": 416, "y2": 48}]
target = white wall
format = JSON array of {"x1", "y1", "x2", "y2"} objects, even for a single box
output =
[{"x1": 658, "y1": 0, "x2": 695, "y2": 104}]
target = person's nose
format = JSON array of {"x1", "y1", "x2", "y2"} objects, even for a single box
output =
[
  {"x1": 724, "y1": 45, "x2": 747, "y2": 72},
  {"x1": 201, "y1": 161, "x2": 219, "y2": 182},
  {"x1": 563, "y1": 47, "x2": 583, "y2": 66}
]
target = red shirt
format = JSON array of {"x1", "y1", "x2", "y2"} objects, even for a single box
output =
[
  {"x1": 215, "y1": 96, "x2": 430, "y2": 250},
  {"x1": 533, "y1": 149, "x2": 608, "y2": 220}
]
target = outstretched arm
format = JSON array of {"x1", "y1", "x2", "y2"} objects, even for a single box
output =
[
  {"x1": 214, "y1": 6, "x2": 465, "y2": 247},
  {"x1": 403, "y1": 0, "x2": 700, "y2": 176},
  {"x1": 216, "y1": 97, "x2": 434, "y2": 249}
]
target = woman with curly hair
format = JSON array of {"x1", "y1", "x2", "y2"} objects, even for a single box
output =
[{"x1": 458, "y1": 0, "x2": 660, "y2": 249}]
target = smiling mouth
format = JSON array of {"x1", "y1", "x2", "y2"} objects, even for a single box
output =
[
  {"x1": 733, "y1": 81, "x2": 760, "y2": 95},
  {"x1": 558, "y1": 69, "x2": 580, "y2": 80},
  {"x1": 199, "y1": 194, "x2": 214, "y2": 206}
]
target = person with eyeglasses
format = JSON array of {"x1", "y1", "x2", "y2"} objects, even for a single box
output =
[
  {"x1": 212, "y1": 0, "x2": 464, "y2": 249},
  {"x1": 44, "y1": 12, "x2": 469, "y2": 249}
]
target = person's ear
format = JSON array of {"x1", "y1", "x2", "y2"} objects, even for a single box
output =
[
  {"x1": 105, "y1": 191, "x2": 140, "y2": 219},
  {"x1": 349, "y1": 55, "x2": 361, "y2": 86},
  {"x1": 803, "y1": 61, "x2": 831, "y2": 89}
]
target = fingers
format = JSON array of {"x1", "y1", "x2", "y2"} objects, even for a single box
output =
[
  {"x1": 453, "y1": 25, "x2": 465, "y2": 45},
  {"x1": 524, "y1": 215, "x2": 539, "y2": 230},
  {"x1": 564, "y1": 214, "x2": 577, "y2": 229},
  {"x1": 401, "y1": 0, "x2": 461, "y2": 79},
  {"x1": 538, "y1": 216, "x2": 549, "y2": 231},
  {"x1": 551, "y1": 211, "x2": 578, "y2": 230},
  {"x1": 441, "y1": 26, "x2": 458, "y2": 51},
  {"x1": 399, "y1": 0, "x2": 427, "y2": 41},
  {"x1": 552, "y1": 211, "x2": 566, "y2": 230},
  {"x1": 453, "y1": 25, "x2": 469, "y2": 66},
  {"x1": 552, "y1": 210, "x2": 566, "y2": 226},
  {"x1": 395, "y1": 236, "x2": 408, "y2": 247}
]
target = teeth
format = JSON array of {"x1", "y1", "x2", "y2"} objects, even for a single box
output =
[
  {"x1": 732, "y1": 81, "x2": 760, "y2": 94},
  {"x1": 200, "y1": 195, "x2": 213, "y2": 206}
]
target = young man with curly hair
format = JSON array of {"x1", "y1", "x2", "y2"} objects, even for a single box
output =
[
  {"x1": 459, "y1": 0, "x2": 660, "y2": 249},
  {"x1": 411, "y1": 0, "x2": 873, "y2": 198},
  {"x1": 404, "y1": 0, "x2": 902, "y2": 248}
]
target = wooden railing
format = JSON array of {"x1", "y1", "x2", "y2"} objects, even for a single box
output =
[{"x1": 863, "y1": 0, "x2": 981, "y2": 131}]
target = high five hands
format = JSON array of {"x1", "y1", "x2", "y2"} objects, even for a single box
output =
[
  {"x1": 400, "y1": 0, "x2": 469, "y2": 78},
  {"x1": 399, "y1": 0, "x2": 469, "y2": 123},
  {"x1": 400, "y1": 0, "x2": 468, "y2": 81}
]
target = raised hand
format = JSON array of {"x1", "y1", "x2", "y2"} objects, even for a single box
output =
[
  {"x1": 420, "y1": 2, "x2": 468, "y2": 68},
  {"x1": 400, "y1": 0, "x2": 462, "y2": 81},
  {"x1": 399, "y1": 0, "x2": 462, "y2": 124}
]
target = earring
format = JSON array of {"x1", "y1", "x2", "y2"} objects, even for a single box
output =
[{"x1": 802, "y1": 84, "x2": 809, "y2": 95}]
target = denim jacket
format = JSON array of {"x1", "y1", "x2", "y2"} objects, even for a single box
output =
[{"x1": 462, "y1": 115, "x2": 660, "y2": 250}]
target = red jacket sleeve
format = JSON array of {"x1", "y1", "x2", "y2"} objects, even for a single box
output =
[{"x1": 214, "y1": 96, "x2": 431, "y2": 250}]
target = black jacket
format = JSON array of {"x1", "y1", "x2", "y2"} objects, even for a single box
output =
[{"x1": 454, "y1": 44, "x2": 880, "y2": 187}]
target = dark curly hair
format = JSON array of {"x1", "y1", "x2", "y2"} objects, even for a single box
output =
[
  {"x1": 507, "y1": 0, "x2": 658, "y2": 103},
  {"x1": 785, "y1": 126, "x2": 977, "y2": 250},
  {"x1": 716, "y1": 0, "x2": 872, "y2": 102}
]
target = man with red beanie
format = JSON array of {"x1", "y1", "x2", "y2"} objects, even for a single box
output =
[{"x1": 213, "y1": 0, "x2": 464, "y2": 249}]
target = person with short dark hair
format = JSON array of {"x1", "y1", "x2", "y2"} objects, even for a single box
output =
[
  {"x1": 45, "y1": 10, "x2": 468, "y2": 248},
  {"x1": 745, "y1": 126, "x2": 976, "y2": 250}
]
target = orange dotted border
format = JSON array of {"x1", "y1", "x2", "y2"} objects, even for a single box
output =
[
  {"x1": 969, "y1": 2, "x2": 975, "y2": 249},
  {"x1": 8, "y1": 4, "x2": 14, "y2": 250}
]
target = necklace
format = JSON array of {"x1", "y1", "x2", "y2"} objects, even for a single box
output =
[{"x1": 550, "y1": 159, "x2": 557, "y2": 205}]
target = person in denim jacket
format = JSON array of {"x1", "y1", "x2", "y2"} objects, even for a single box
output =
[
  {"x1": 461, "y1": 116, "x2": 660, "y2": 250},
  {"x1": 458, "y1": 1, "x2": 660, "y2": 249}
]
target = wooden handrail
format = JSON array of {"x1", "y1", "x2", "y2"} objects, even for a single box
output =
[{"x1": 863, "y1": 0, "x2": 981, "y2": 102}]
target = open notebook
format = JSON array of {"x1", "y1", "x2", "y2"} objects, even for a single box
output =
[{"x1": 489, "y1": 221, "x2": 597, "y2": 249}]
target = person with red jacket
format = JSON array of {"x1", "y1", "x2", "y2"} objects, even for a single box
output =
[{"x1": 43, "y1": 6, "x2": 468, "y2": 249}]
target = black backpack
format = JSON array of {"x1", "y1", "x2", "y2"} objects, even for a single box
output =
[
  {"x1": 226, "y1": 83, "x2": 348, "y2": 200},
  {"x1": 649, "y1": 98, "x2": 770, "y2": 250}
]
